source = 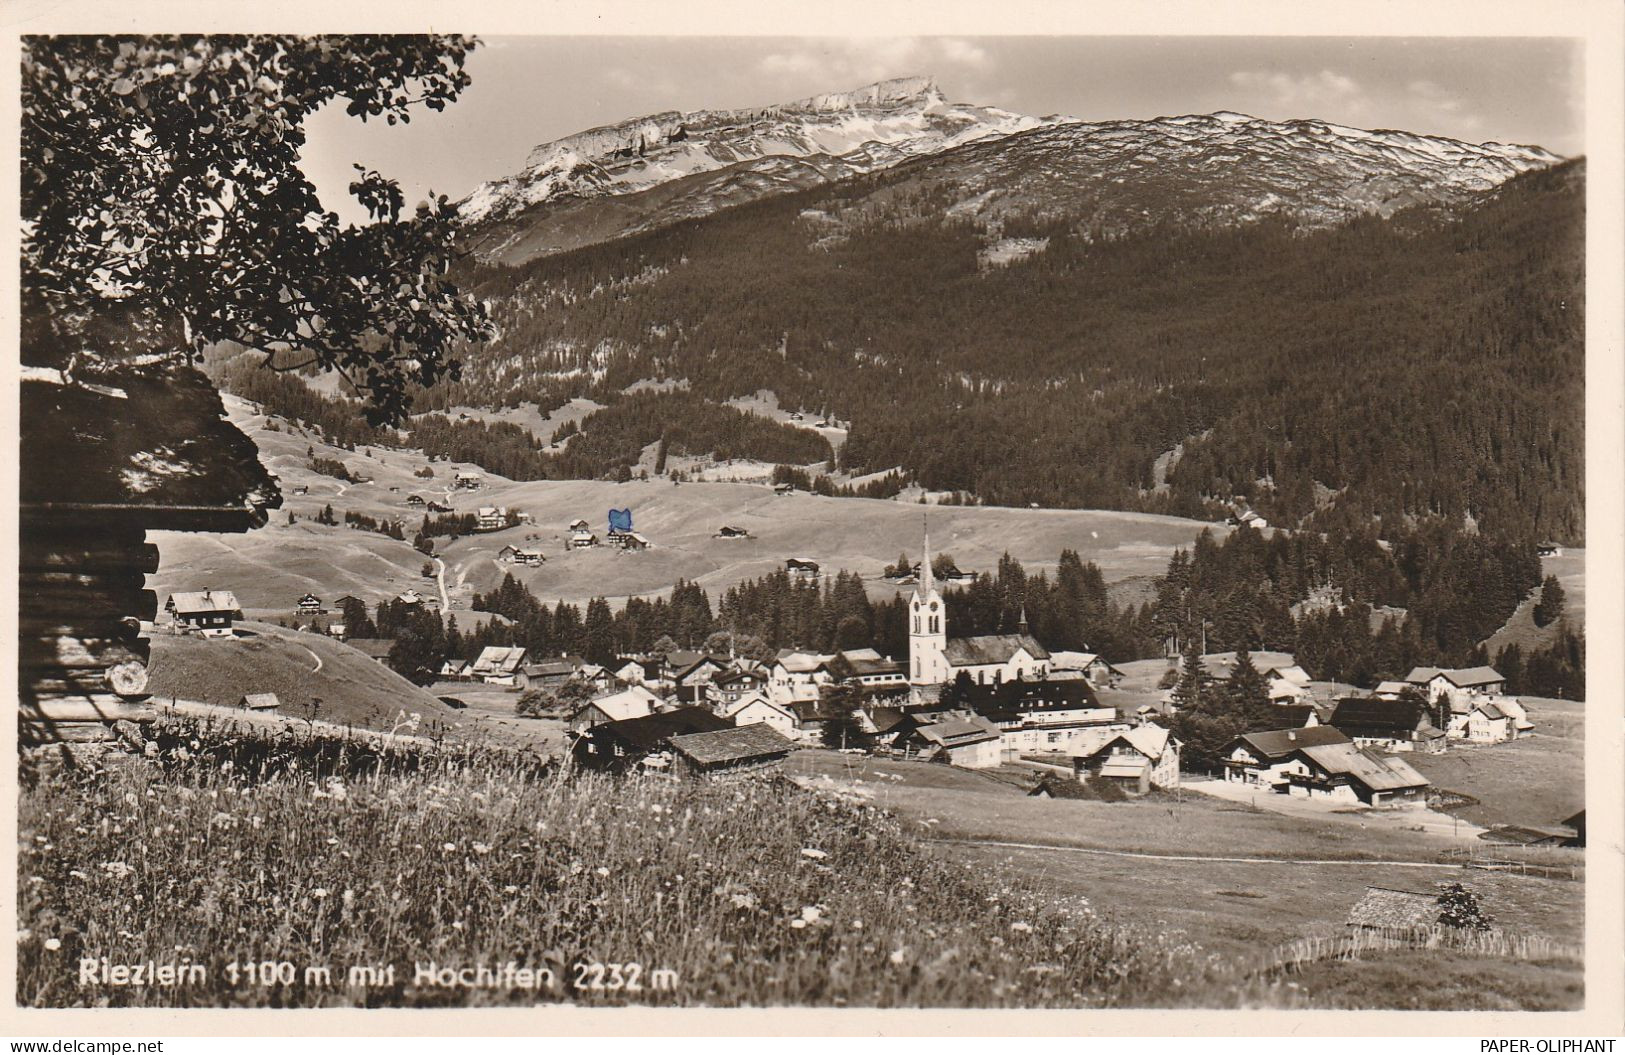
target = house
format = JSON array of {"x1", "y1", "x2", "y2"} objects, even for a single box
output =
[
  {"x1": 1254, "y1": 704, "x2": 1321, "y2": 730},
  {"x1": 438, "y1": 658, "x2": 469, "y2": 680},
  {"x1": 1405, "y1": 666, "x2": 1507, "y2": 714},
  {"x1": 788, "y1": 698, "x2": 854, "y2": 744},
  {"x1": 454, "y1": 471, "x2": 482, "y2": 490},
  {"x1": 396, "y1": 588, "x2": 425, "y2": 607},
  {"x1": 239, "y1": 693, "x2": 280, "y2": 711},
  {"x1": 773, "y1": 482, "x2": 794, "y2": 495},
  {"x1": 569, "y1": 530, "x2": 599, "y2": 550},
  {"x1": 567, "y1": 685, "x2": 661, "y2": 734},
  {"x1": 291, "y1": 484, "x2": 309, "y2": 496},
  {"x1": 476, "y1": 506, "x2": 508, "y2": 531},
  {"x1": 326, "y1": 622, "x2": 347, "y2": 639},
  {"x1": 905, "y1": 716, "x2": 1004, "y2": 769},
  {"x1": 1048, "y1": 651, "x2": 1125, "y2": 688},
  {"x1": 712, "y1": 667, "x2": 769, "y2": 706},
  {"x1": 1328, "y1": 697, "x2": 1437, "y2": 751},
  {"x1": 615, "y1": 655, "x2": 662, "y2": 687},
  {"x1": 667, "y1": 724, "x2": 796, "y2": 782},
  {"x1": 1461, "y1": 700, "x2": 1518, "y2": 743},
  {"x1": 516, "y1": 656, "x2": 586, "y2": 692},
  {"x1": 835, "y1": 648, "x2": 907, "y2": 691},
  {"x1": 570, "y1": 706, "x2": 733, "y2": 773},
  {"x1": 1373, "y1": 680, "x2": 1412, "y2": 701},
  {"x1": 1536, "y1": 542, "x2": 1562, "y2": 558},
  {"x1": 405, "y1": 494, "x2": 426, "y2": 507},
  {"x1": 1238, "y1": 510, "x2": 1269, "y2": 530},
  {"x1": 165, "y1": 589, "x2": 242, "y2": 637},
  {"x1": 859, "y1": 705, "x2": 915, "y2": 750},
  {"x1": 1222, "y1": 726, "x2": 1352, "y2": 787},
  {"x1": 949, "y1": 679, "x2": 1120, "y2": 756},
  {"x1": 295, "y1": 592, "x2": 323, "y2": 615},
  {"x1": 616, "y1": 531, "x2": 651, "y2": 551},
  {"x1": 723, "y1": 693, "x2": 798, "y2": 737},
  {"x1": 1285, "y1": 741, "x2": 1430, "y2": 805},
  {"x1": 347, "y1": 638, "x2": 395, "y2": 663},
  {"x1": 514, "y1": 547, "x2": 546, "y2": 566},
  {"x1": 668, "y1": 653, "x2": 729, "y2": 703},
  {"x1": 568, "y1": 518, "x2": 590, "y2": 531},
  {"x1": 715, "y1": 525, "x2": 752, "y2": 539},
  {"x1": 785, "y1": 557, "x2": 820, "y2": 581},
  {"x1": 1346, "y1": 886, "x2": 1440, "y2": 931},
  {"x1": 1480, "y1": 824, "x2": 1580, "y2": 847},
  {"x1": 577, "y1": 663, "x2": 619, "y2": 693},
  {"x1": 769, "y1": 650, "x2": 836, "y2": 705},
  {"x1": 1071, "y1": 726, "x2": 1181, "y2": 793},
  {"x1": 468, "y1": 645, "x2": 529, "y2": 685},
  {"x1": 1562, "y1": 810, "x2": 1585, "y2": 848}
]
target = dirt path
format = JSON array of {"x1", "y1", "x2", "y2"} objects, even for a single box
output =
[
  {"x1": 433, "y1": 557, "x2": 451, "y2": 610},
  {"x1": 931, "y1": 836, "x2": 1455, "y2": 870}
]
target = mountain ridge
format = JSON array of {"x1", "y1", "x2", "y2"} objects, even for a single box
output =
[{"x1": 457, "y1": 75, "x2": 1562, "y2": 264}]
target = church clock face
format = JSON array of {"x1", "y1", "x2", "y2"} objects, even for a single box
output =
[{"x1": 930, "y1": 601, "x2": 938, "y2": 611}]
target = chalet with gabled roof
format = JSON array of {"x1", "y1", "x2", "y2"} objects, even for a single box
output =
[
  {"x1": 1222, "y1": 725, "x2": 1352, "y2": 787},
  {"x1": 570, "y1": 706, "x2": 732, "y2": 773},
  {"x1": 667, "y1": 724, "x2": 796, "y2": 781},
  {"x1": 296, "y1": 593, "x2": 323, "y2": 615},
  {"x1": 1328, "y1": 696, "x2": 1439, "y2": 752},
  {"x1": 1071, "y1": 726, "x2": 1181, "y2": 793},
  {"x1": 166, "y1": 589, "x2": 243, "y2": 638}
]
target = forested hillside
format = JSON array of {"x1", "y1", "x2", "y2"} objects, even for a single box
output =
[{"x1": 432, "y1": 159, "x2": 1582, "y2": 541}]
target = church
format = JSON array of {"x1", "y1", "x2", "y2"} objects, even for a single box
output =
[{"x1": 909, "y1": 530, "x2": 1051, "y2": 692}]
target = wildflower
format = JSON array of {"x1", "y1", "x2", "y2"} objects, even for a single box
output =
[
  {"x1": 442, "y1": 842, "x2": 457, "y2": 853},
  {"x1": 789, "y1": 919, "x2": 807, "y2": 929},
  {"x1": 312, "y1": 888, "x2": 329, "y2": 899},
  {"x1": 44, "y1": 938, "x2": 61, "y2": 952},
  {"x1": 69, "y1": 870, "x2": 88, "y2": 881},
  {"x1": 503, "y1": 885, "x2": 519, "y2": 895},
  {"x1": 472, "y1": 842, "x2": 492, "y2": 855},
  {"x1": 888, "y1": 948, "x2": 907, "y2": 965},
  {"x1": 594, "y1": 866, "x2": 610, "y2": 878},
  {"x1": 800, "y1": 906, "x2": 823, "y2": 924},
  {"x1": 852, "y1": 920, "x2": 863, "y2": 930},
  {"x1": 1011, "y1": 921, "x2": 1033, "y2": 934},
  {"x1": 800, "y1": 848, "x2": 828, "y2": 860}
]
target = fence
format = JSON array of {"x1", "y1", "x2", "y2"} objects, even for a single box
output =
[
  {"x1": 1268, "y1": 925, "x2": 1582, "y2": 974},
  {"x1": 1439, "y1": 846, "x2": 1584, "y2": 881}
]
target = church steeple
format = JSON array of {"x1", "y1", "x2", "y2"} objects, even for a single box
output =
[
  {"x1": 916, "y1": 515, "x2": 936, "y2": 600},
  {"x1": 909, "y1": 515, "x2": 947, "y2": 685}
]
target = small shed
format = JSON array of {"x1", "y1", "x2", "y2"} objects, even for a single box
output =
[
  {"x1": 668, "y1": 724, "x2": 796, "y2": 782},
  {"x1": 239, "y1": 693, "x2": 280, "y2": 711}
]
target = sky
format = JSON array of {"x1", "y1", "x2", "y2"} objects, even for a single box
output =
[{"x1": 301, "y1": 36, "x2": 1583, "y2": 226}]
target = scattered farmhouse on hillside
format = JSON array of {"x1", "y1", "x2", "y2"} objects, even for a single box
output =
[
  {"x1": 569, "y1": 529, "x2": 599, "y2": 549},
  {"x1": 715, "y1": 525, "x2": 752, "y2": 539},
  {"x1": 166, "y1": 589, "x2": 243, "y2": 637},
  {"x1": 239, "y1": 693, "x2": 280, "y2": 711},
  {"x1": 296, "y1": 593, "x2": 323, "y2": 615},
  {"x1": 454, "y1": 471, "x2": 482, "y2": 490},
  {"x1": 785, "y1": 557, "x2": 820, "y2": 581}
]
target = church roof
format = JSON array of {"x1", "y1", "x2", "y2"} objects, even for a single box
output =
[{"x1": 944, "y1": 633, "x2": 1051, "y2": 666}]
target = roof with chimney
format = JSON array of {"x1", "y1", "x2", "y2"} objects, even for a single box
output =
[
  {"x1": 1298, "y1": 743, "x2": 1430, "y2": 791},
  {"x1": 167, "y1": 589, "x2": 242, "y2": 615},
  {"x1": 1233, "y1": 725, "x2": 1350, "y2": 761},
  {"x1": 1405, "y1": 665, "x2": 1504, "y2": 687}
]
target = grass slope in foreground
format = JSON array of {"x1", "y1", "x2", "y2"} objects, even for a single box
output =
[{"x1": 19, "y1": 729, "x2": 1237, "y2": 1009}]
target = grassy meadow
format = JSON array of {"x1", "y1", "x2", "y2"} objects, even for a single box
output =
[{"x1": 19, "y1": 716, "x2": 1257, "y2": 1009}]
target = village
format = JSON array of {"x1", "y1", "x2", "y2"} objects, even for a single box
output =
[{"x1": 153, "y1": 525, "x2": 1581, "y2": 852}]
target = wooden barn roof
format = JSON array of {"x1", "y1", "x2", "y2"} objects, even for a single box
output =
[{"x1": 668, "y1": 724, "x2": 795, "y2": 766}]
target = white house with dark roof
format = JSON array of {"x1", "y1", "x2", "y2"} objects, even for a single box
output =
[
  {"x1": 908, "y1": 527, "x2": 1049, "y2": 690},
  {"x1": 166, "y1": 589, "x2": 242, "y2": 637},
  {"x1": 1405, "y1": 666, "x2": 1507, "y2": 714},
  {"x1": 1071, "y1": 725, "x2": 1181, "y2": 792}
]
